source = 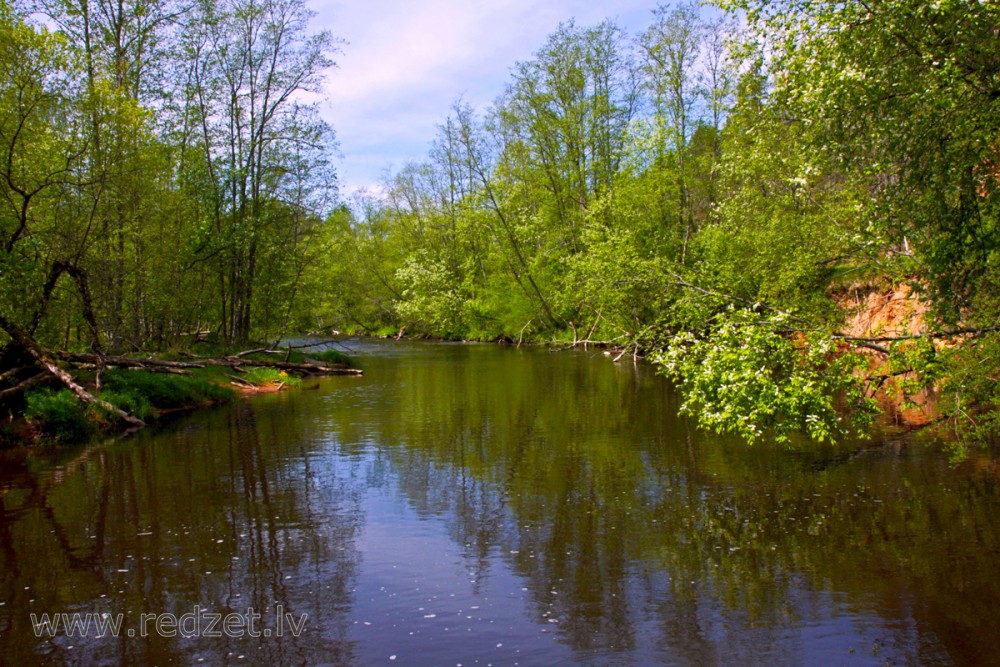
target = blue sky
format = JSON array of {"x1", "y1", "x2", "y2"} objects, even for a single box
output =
[{"x1": 309, "y1": 0, "x2": 664, "y2": 197}]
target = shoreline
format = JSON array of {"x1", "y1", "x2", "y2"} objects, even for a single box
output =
[{"x1": 1, "y1": 345, "x2": 362, "y2": 449}]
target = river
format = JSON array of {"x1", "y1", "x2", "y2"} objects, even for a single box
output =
[{"x1": 1, "y1": 339, "x2": 998, "y2": 665}]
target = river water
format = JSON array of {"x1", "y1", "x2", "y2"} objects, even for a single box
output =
[{"x1": 0, "y1": 339, "x2": 998, "y2": 665}]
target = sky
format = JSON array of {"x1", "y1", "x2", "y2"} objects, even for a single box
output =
[{"x1": 308, "y1": 0, "x2": 662, "y2": 197}]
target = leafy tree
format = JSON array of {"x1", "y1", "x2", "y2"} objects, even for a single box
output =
[
  {"x1": 709, "y1": 0, "x2": 1000, "y2": 443},
  {"x1": 656, "y1": 309, "x2": 876, "y2": 443},
  {"x1": 181, "y1": 0, "x2": 338, "y2": 342},
  {"x1": 0, "y1": 2, "x2": 90, "y2": 333},
  {"x1": 722, "y1": 0, "x2": 1000, "y2": 319}
]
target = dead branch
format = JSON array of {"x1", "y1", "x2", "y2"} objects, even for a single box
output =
[
  {"x1": 56, "y1": 350, "x2": 362, "y2": 375},
  {"x1": 232, "y1": 347, "x2": 273, "y2": 358},
  {"x1": 228, "y1": 357, "x2": 362, "y2": 374},
  {"x1": 0, "y1": 315, "x2": 145, "y2": 428},
  {"x1": 275, "y1": 339, "x2": 347, "y2": 350},
  {"x1": 0, "y1": 366, "x2": 33, "y2": 383},
  {"x1": 0, "y1": 372, "x2": 54, "y2": 400},
  {"x1": 832, "y1": 325, "x2": 1000, "y2": 346},
  {"x1": 55, "y1": 352, "x2": 206, "y2": 369},
  {"x1": 129, "y1": 367, "x2": 192, "y2": 376}
]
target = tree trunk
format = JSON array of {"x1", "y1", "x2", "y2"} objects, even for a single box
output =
[{"x1": 0, "y1": 314, "x2": 145, "y2": 427}]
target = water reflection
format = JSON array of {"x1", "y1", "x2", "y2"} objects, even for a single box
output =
[
  {"x1": 0, "y1": 397, "x2": 363, "y2": 665},
  {"x1": 0, "y1": 339, "x2": 998, "y2": 665}
]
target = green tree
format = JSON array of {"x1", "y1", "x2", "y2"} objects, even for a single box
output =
[
  {"x1": 640, "y1": 3, "x2": 703, "y2": 262},
  {"x1": 182, "y1": 0, "x2": 338, "y2": 342},
  {"x1": 725, "y1": 0, "x2": 1000, "y2": 321},
  {"x1": 711, "y1": 0, "x2": 1000, "y2": 442},
  {"x1": 0, "y1": 3, "x2": 89, "y2": 334}
]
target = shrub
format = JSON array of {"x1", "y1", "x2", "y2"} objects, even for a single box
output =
[{"x1": 654, "y1": 309, "x2": 877, "y2": 444}]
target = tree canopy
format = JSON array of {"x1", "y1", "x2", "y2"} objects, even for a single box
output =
[{"x1": 318, "y1": 1, "x2": 1000, "y2": 448}]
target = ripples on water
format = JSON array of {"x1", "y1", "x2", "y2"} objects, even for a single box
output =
[{"x1": 0, "y1": 339, "x2": 998, "y2": 665}]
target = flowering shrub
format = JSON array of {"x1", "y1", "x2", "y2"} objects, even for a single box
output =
[{"x1": 654, "y1": 309, "x2": 877, "y2": 443}]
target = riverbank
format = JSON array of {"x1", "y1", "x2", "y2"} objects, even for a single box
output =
[
  {"x1": 0, "y1": 345, "x2": 362, "y2": 448},
  {"x1": 350, "y1": 275, "x2": 996, "y2": 449}
]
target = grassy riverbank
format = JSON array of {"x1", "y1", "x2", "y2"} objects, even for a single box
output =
[{"x1": 1, "y1": 347, "x2": 357, "y2": 447}]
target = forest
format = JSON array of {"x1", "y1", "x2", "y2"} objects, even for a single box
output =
[{"x1": 1, "y1": 0, "x2": 998, "y2": 448}]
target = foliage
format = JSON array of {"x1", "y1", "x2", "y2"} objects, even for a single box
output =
[
  {"x1": 936, "y1": 332, "x2": 1000, "y2": 458},
  {"x1": 20, "y1": 369, "x2": 239, "y2": 443},
  {"x1": 310, "y1": 3, "x2": 1000, "y2": 446},
  {"x1": 726, "y1": 0, "x2": 1000, "y2": 324},
  {"x1": 395, "y1": 252, "x2": 467, "y2": 336},
  {"x1": 100, "y1": 369, "x2": 235, "y2": 410},
  {"x1": 3, "y1": 0, "x2": 999, "y2": 449},
  {"x1": 0, "y1": 0, "x2": 340, "y2": 354},
  {"x1": 97, "y1": 388, "x2": 154, "y2": 422},
  {"x1": 655, "y1": 310, "x2": 877, "y2": 443}
]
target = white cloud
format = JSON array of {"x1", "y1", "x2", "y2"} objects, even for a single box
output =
[{"x1": 309, "y1": 0, "x2": 658, "y2": 195}]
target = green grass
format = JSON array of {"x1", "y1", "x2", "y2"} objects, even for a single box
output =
[
  {"x1": 100, "y1": 369, "x2": 236, "y2": 409},
  {"x1": 97, "y1": 388, "x2": 154, "y2": 421},
  {"x1": 304, "y1": 349, "x2": 352, "y2": 365},
  {"x1": 24, "y1": 389, "x2": 94, "y2": 442},
  {"x1": 242, "y1": 367, "x2": 302, "y2": 387},
  {"x1": 15, "y1": 341, "x2": 354, "y2": 446},
  {"x1": 21, "y1": 369, "x2": 239, "y2": 445}
]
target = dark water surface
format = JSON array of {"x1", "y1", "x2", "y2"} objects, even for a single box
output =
[{"x1": 1, "y1": 339, "x2": 999, "y2": 665}]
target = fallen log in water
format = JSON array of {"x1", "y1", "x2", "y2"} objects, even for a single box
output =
[{"x1": 54, "y1": 352, "x2": 206, "y2": 369}]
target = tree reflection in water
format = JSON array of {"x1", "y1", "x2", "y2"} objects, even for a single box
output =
[{"x1": 0, "y1": 340, "x2": 997, "y2": 665}]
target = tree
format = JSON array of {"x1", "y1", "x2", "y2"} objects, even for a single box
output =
[
  {"x1": 712, "y1": 0, "x2": 1000, "y2": 443},
  {"x1": 182, "y1": 0, "x2": 338, "y2": 342},
  {"x1": 0, "y1": 2, "x2": 90, "y2": 333},
  {"x1": 725, "y1": 0, "x2": 1000, "y2": 322},
  {"x1": 640, "y1": 3, "x2": 703, "y2": 262}
]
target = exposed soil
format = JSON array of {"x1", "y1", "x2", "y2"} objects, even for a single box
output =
[{"x1": 835, "y1": 280, "x2": 939, "y2": 426}]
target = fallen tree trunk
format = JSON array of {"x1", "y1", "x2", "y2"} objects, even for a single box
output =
[
  {"x1": 55, "y1": 352, "x2": 206, "y2": 369},
  {"x1": 220, "y1": 357, "x2": 363, "y2": 374},
  {"x1": 0, "y1": 365, "x2": 33, "y2": 383},
  {"x1": 34, "y1": 354, "x2": 146, "y2": 427},
  {"x1": 0, "y1": 315, "x2": 146, "y2": 428},
  {"x1": 55, "y1": 350, "x2": 363, "y2": 375},
  {"x1": 0, "y1": 371, "x2": 54, "y2": 400}
]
